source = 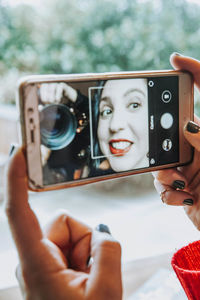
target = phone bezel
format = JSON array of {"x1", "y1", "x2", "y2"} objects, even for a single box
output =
[{"x1": 17, "y1": 70, "x2": 194, "y2": 191}]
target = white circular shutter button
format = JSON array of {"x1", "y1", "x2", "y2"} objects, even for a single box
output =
[{"x1": 160, "y1": 113, "x2": 173, "y2": 129}]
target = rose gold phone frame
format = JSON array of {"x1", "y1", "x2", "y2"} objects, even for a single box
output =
[{"x1": 17, "y1": 70, "x2": 194, "y2": 191}]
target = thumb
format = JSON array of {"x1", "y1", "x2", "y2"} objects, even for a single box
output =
[
  {"x1": 170, "y1": 53, "x2": 200, "y2": 90},
  {"x1": 184, "y1": 117, "x2": 200, "y2": 152},
  {"x1": 87, "y1": 229, "x2": 122, "y2": 299}
]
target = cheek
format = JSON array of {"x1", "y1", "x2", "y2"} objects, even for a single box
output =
[
  {"x1": 129, "y1": 117, "x2": 144, "y2": 136},
  {"x1": 97, "y1": 120, "x2": 109, "y2": 141},
  {"x1": 129, "y1": 110, "x2": 148, "y2": 137}
]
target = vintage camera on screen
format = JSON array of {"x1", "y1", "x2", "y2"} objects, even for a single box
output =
[
  {"x1": 40, "y1": 104, "x2": 88, "y2": 148},
  {"x1": 39, "y1": 86, "x2": 90, "y2": 166}
]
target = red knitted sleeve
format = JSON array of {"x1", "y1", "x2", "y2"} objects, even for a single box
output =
[{"x1": 171, "y1": 240, "x2": 200, "y2": 300}]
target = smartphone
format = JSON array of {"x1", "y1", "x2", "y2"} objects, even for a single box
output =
[{"x1": 17, "y1": 70, "x2": 194, "y2": 191}]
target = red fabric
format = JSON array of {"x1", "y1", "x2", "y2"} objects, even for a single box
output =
[{"x1": 172, "y1": 240, "x2": 200, "y2": 300}]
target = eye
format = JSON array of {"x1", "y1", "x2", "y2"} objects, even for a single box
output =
[
  {"x1": 128, "y1": 101, "x2": 141, "y2": 111},
  {"x1": 100, "y1": 107, "x2": 112, "y2": 118}
]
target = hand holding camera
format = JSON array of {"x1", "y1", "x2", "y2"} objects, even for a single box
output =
[
  {"x1": 40, "y1": 82, "x2": 78, "y2": 104},
  {"x1": 39, "y1": 83, "x2": 80, "y2": 166}
]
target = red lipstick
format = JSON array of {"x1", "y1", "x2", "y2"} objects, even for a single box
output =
[{"x1": 109, "y1": 139, "x2": 133, "y2": 156}]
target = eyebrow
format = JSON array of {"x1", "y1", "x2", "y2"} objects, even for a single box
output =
[
  {"x1": 100, "y1": 88, "x2": 146, "y2": 103},
  {"x1": 100, "y1": 92, "x2": 116, "y2": 105},
  {"x1": 100, "y1": 96, "x2": 111, "y2": 103},
  {"x1": 124, "y1": 88, "x2": 146, "y2": 98}
]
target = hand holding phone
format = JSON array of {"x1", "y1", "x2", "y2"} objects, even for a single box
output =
[
  {"x1": 153, "y1": 54, "x2": 200, "y2": 231},
  {"x1": 17, "y1": 67, "x2": 194, "y2": 191}
]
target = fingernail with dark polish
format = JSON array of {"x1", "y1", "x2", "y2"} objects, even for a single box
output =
[
  {"x1": 87, "y1": 255, "x2": 91, "y2": 266},
  {"x1": 186, "y1": 121, "x2": 200, "y2": 134},
  {"x1": 96, "y1": 224, "x2": 111, "y2": 235},
  {"x1": 9, "y1": 144, "x2": 16, "y2": 157},
  {"x1": 183, "y1": 199, "x2": 194, "y2": 206},
  {"x1": 172, "y1": 180, "x2": 185, "y2": 190},
  {"x1": 172, "y1": 52, "x2": 182, "y2": 56}
]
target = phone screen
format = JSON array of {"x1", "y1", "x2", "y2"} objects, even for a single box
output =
[{"x1": 37, "y1": 76, "x2": 178, "y2": 185}]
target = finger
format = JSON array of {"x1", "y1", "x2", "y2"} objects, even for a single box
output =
[
  {"x1": 40, "y1": 145, "x2": 51, "y2": 166},
  {"x1": 55, "y1": 83, "x2": 64, "y2": 103},
  {"x1": 40, "y1": 84, "x2": 48, "y2": 103},
  {"x1": 170, "y1": 53, "x2": 200, "y2": 90},
  {"x1": 152, "y1": 168, "x2": 187, "y2": 189},
  {"x1": 44, "y1": 211, "x2": 92, "y2": 271},
  {"x1": 48, "y1": 83, "x2": 57, "y2": 103},
  {"x1": 99, "y1": 159, "x2": 110, "y2": 170},
  {"x1": 40, "y1": 84, "x2": 56, "y2": 103},
  {"x1": 182, "y1": 119, "x2": 200, "y2": 188},
  {"x1": 5, "y1": 147, "x2": 43, "y2": 261},
  {"x1": 184, "y1": 119, "x2": 200, "y2": 152},
  {"x1": 63, "y1": 83, "x2": 78, "y2": 103},
  {"x1": 87, "y1": 230, "x2": 122, "y2": 298},
  {"x1": 154, "y1": 179, "x2": 194, "y2": 206}
]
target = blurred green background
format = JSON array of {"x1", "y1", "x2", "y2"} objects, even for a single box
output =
[{"x1": 0, "y1": 0, "x2": 200, "y2": 105}]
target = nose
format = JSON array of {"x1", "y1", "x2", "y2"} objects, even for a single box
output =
[{"x1": 109, "y1": 109, "x2": 126, "y2": 133}]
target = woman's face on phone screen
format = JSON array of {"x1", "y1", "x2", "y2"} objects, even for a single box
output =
[{"x1": 97, "y1": 78, "x2": 149, "y2": 172}]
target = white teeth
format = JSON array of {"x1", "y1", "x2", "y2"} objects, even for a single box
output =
[{"x1": 111, "y1": 141, "x2": 131, "y2": 150}]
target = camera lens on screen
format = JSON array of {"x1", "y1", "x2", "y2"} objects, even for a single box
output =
[{"x1": 40, "y1": 104, "x2": 77, "y2": 150}]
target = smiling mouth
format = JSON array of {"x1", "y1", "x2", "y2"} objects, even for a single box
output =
[{"x1": 109, "y1": 139, "x2": 133, "y2": 156}]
